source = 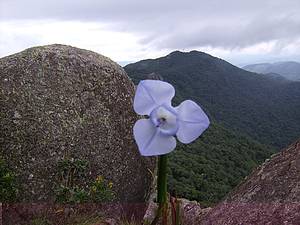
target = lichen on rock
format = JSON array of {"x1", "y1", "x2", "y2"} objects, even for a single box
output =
[{"x1": 0, "y1": 44, "x2": 156, "y2": 202}]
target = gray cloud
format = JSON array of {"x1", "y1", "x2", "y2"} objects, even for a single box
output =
[
  {"x1": 1, "y1": 0, "x2": 300, "y2": 52},
  {"x1": 148, "y1": 14, "x2": 300, "y2": 50}
]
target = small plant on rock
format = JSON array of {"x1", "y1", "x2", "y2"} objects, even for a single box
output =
[
  {"x1": 90, "y1": 175, "x2": 115, "y2": 202},
  {"x1": 55, "y1": 158, "x2": 115, "y2": 203},
  {"x1": 0, "y1": 158, "x2": 18, "y2": 202}
]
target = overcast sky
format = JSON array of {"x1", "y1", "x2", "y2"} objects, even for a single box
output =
[{"x1": 1, "y1": 0, "x2": 300, "y2": 66}]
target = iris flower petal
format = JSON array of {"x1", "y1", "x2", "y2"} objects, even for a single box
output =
[
  {"x1": 133, "y1": 80, "x2": 175, "y2": 115},
  {"x1": 133, "y1": 119, "x2": 177, "y2": 156},
  {"x1": 176, "y1": 100, "x2": 210, "y2": 144}
]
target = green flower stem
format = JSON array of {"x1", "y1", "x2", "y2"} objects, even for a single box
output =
[
  {"x1": 151, "y1": 154, "x2": 169, "y2": 225},
  {"x1": 157, "y1": 154, "x2": 168, "y2": 206}
]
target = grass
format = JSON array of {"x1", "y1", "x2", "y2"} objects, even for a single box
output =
[
  {"x1": 68, "y1": 215, "x2": 103, "y2": 225},
  {"x1": 28, "y1": 215, "x2": 103, "y2": 225},
  {"x1": 28, "y1": 215, "x2": 144, "y2": 225},
  {"x1": 29, "y1": 218, "x2": 51, "y2": 225}
]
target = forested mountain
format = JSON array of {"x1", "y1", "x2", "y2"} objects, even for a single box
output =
[
  {"x1": 243, "y1": 61, "x2": 300, "y2": 81},
  {"x1": 124, "y1": 51, "x2": 300, "y2": 149},
  {"x1": 167, "y1": 123, "x2": 275, "y2": 206}
]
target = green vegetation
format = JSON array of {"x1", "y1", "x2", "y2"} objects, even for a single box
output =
[
  {"x1": 167, "y1": 123, "x2": 275, "y2": 207},
  {"x1": 28, "y1": 215, "x2": 144, "y2": 225},
  {"x1": 55, "y1": 158, "x2": 115, "y2": 203},
  {"x1": 59, "y1": 214, "x2": 106, "y2": 225},
  {"x1": 55, "y1": 185, "x2": 90, "y2": 204},
  {"x1": 124, "y1": 51, "x2": 292, "y2": 205},
  {"x1": 29, "y1": 218, "x2": 51, "y2": 225},
  {"x1": 28, "y1": 216, "x2": 105, "y2": 225},
  {"x1": 125, "y1": 51, "x2": 300, "y2": 149},
  {"x1": 89, "y1": 176, "x2": 115, "y2": 202},
  {"x1": 68, "y1": 216, "x2": 103, "y2": 225},
  {"x1": 0, "y1": 158, "x2": 18, "y2": 202}
]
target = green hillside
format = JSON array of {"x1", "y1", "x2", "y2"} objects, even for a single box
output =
[
  {"x1": 123, "y1": 51, "x2": 300, "y2": 205},
  {"x1": 125, "y1": 51, "x2": 300, "y2": 149},
  {"x1": 167, "y1": 123, "x2": 275, "y2": 206}
]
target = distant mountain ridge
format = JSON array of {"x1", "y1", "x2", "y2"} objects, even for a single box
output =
[
  {"x1": 125, "y1": 50, "x2": 300, "y2": 149},
  {"x1": 124, "y1": 50, "x2": 300, "y2": 206},
  {"x1": 243, "y1": 61, "x2": 300, "y2": 81},
  {"x1": 123, "y1": 50, "x2": 300, "y2": 206}
]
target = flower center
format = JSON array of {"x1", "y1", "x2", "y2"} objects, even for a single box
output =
[{"x1": 150, "y1": 105, "x2": 178, "y2": 136}]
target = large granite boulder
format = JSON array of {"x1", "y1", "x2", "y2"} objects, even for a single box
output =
[
  {"x1": 0, "y1": 44, "x2": 155, "y2": 202},
  {"x1": 201, "y1": 139, "x2": 300, "y2": 224}
]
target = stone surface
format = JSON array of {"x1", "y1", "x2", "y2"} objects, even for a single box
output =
[
  {"x1": 0, "y1": 44, "x2": 156, "y2": 202},
  {"x1": 201, "y1": 139, "x2": 300, "y2": 224},
  {"x1": 143, "y1": 198, "x2": 211, "y2": 224}
]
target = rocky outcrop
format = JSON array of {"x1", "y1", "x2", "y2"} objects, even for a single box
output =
[
  {"x1": 201, "y1": 139, "x2": 300, "y2": 224},
  {"x1": 0, "y1": 44, "x2": 155, "y2": 202},
  {"x1": 143, "y1": 198, "x2": 211, "y2": 224}
]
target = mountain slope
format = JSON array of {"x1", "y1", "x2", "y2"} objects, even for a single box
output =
[
  {"x1": 167, "y1": 123, "x2": 275, "y2": 206},
  {"x1": 243, "y1": 61, "x2": 300, "y2": 81},
  {"x1": 201, "y1": 138, "x2": 300, "y2": 224},
  {"x1": 124, "y1": 51, "x2": 300, "y2": 149}
]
